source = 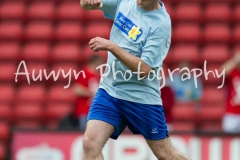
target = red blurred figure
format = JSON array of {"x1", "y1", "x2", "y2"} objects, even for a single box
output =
[
  {"x1": 72, "y1": 54, "x2": 103, "y2": 131},
  {"x1": 222, "y1": 51, "x2": 240, "y2": 133},
  {"x1": 161, "y1": 85, "x2": 175, "y2": 131},
  {"x1": 161, "y1": 64, "x2": 175, "y2": 131}
]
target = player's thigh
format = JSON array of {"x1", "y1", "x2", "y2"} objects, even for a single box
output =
[
  {"x1": 146, "y1": 137, "x2": 175, "y2": 158},
  {"x1": 83, "y1": 120, "x2": 115, "y2": 149}
]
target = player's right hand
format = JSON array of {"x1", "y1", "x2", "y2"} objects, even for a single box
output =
[{"x1": 86, "y1": 0, "x2": 103, "y2": 8}]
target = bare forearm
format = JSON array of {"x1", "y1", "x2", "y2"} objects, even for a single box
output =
[
  {"x1": 109, "y1": 43, "x2": 152, "y2": 77},
  {"x1": 89, "y1": 37, "x2": 152, "y2": 77},
  {"x1": 222, "y1": 58, "x2": 238, "y2": 75},
  {"x1": 73, "y1": 84, "x2": 93, "y2": 97}
]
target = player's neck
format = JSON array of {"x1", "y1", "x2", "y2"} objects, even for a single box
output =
[{"x1": 137, "y1": 0, "x2": 161, "y2": 11}]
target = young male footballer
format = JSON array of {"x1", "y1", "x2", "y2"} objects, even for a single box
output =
[{"x1": 80, "y1": 0, "x2": 190, "y2": 159}]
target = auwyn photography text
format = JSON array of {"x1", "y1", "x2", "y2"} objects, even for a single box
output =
[{"x1": 15, "y1": 60, "x2": 225, "y2": 89}]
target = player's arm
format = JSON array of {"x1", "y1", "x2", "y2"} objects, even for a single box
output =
[
  {"x1": 89, "y1": 37, "x2": 152, "y2": 78},
  {"x1": 80, "y1": 0, "x2": 103, "y2": 10},
  {"x1": 221, "y1": 52, "x2": 240, "y2": 76}
]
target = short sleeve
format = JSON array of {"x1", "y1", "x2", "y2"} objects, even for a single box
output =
[
  {"x1": 141, "y1": 29, "x2": 171, "y2": 69},
  {"x1": 100, "y1": 0, "x2": 121, "y2": 20}
]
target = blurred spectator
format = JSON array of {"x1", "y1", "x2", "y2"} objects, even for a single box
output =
[
  {"x1": 161, "y1": 85, "x2": 175, "y2": 131},
  {"x1": 222, "y1": 51, "x2": 240, "y2": 133},
  {"x1": 72, "y1": 54, "x2": 103, "y2": 131},
  {"x1": 167, "y1": 61, "x2": 203, "y2": 103},
  {"x1": 161, "y1": 64, "x2": 175, "y2": 131}
]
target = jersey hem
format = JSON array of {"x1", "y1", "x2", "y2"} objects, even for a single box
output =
[{"x1": 99, "y1": 86, "x2": 162, "y2": 105}]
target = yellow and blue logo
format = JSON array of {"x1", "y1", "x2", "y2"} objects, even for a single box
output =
[{"x1": 114, "y1": 12, "x2": 143, "y2": 42}]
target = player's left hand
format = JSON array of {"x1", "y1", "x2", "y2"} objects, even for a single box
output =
[{"x1": 89, "y1": 37, "x2": 113, "y2": 52}]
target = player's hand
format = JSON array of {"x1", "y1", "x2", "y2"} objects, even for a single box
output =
[
  {"x1": 89, "y1": 37, "x2": 113, "y2": 52},
  {"x1": 86, "y1": 0, "x2": 103, "y2": 8}
]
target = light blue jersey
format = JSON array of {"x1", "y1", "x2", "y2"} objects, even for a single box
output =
[{"x1": 99, "y1": 0, "x2": 171, "y2": 105}]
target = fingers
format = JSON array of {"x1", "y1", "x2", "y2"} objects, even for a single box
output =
[
  {"x1": 87, "y1": 0, "x2": 92, "y2": 5},
  {"x1": 89, "y1": 38, "x2": 96, "y2": 45},
  {"x1": 87, "y1": 0, "x2": 101, "y2": 7},
  {"x1": 89, "y1": 40, "x2": 98, "y2": 52}
]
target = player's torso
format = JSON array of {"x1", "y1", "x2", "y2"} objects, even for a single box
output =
[{"x1": 110, "y1": 0, "x2": 163, "y2": 57}]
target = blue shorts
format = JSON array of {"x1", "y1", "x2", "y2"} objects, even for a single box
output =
[{"x1": 87, "y1": 88, "x2": 169, "y2": 140}]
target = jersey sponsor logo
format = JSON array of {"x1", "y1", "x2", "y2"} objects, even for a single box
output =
[{"x1": 114, "y1": 12, "x2": 143, "y2": 42}]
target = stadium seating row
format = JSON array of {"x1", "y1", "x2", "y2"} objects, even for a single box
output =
[
  {"x1": 166, "y1": 2, "x2": 240, "y2": 22},
  {"x1": 0, "y1": 43, "x2": 237, "y2": 62},
  {"x1": 0, "y1": 102, "x2": 225, "y2": 142},
  {"x1": 1, "y1": 1, "x2": 240, "y2": 22},
  {"x1": 0, "y1": 21, "x2": 111, "y2": 41},
  {"x1": 0, "y1": 42, "x2": 108, "y2": 62},
  {"x1": 0, "y1": 1, "x2": 107, "y2": 22},
  {"x1": 0, "y1": 22, "x2": 239, "y2": 43},
  {"x1": 0, "y1": 84, "x2": 226, "y2": 104}
]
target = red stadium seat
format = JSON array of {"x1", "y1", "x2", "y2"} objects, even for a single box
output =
[
  {"x1": 204, "y1": 23, "x2": 231, "y2": 43},
  {"x1": 172, "y1": 44, "x2": 199, "y2": 63},
  {"x1": 46, "y1": 120, "x2": 60, "y2": 130},
  {"x1": 204, "y1": 3, "x2": 231, "y2": 22},
  {"x1": 0, "y1": 22, "x2": 22, "y2": 40},
  {"x1": 15, "y1": 121, "x2": 42, "y2": 129},
  {"x1": 163, "y1": 49, "x2": 173, "y2": 65},
  {"x1": 164, "y1": 3, "x2": 173, "y2": 19},
  {"x1": 234, "y1": 4, "x2": 240, "y2": 22},
  {"x1": 57, "y1": 1, "x2": 84, "y2": 20},
  {"x1": 171, "y1": 122, "x2": 195, "y2": 132},
  {"x1": 0, "y1": 142, "x2": 6, "y2": 160},
  {"x1": 46, "y1": 103, "x2": 72, "y2": 121},
  {"x1": 25, "y1": 22, "x2": 53, "y2": 40},
  {"x1": 201, "y1": 44, "x2": 230, "y2": 63},
  {"x1": 0, "y1": 63, "x2": 17, "y2": 82},
  {"x1": 0, "y1": 85, "x2": 15, "y2": 104},
  {"x1": 0, "y1": 121, "x2": 9, "y2": 141},
  {"x1": 0, "y1": 105, "x2": 12, "y2": 122},
  {"x1": 172, "y1": 102, "x2": 195, "y2": 121},
  {"x1": 0, "y1": 2, "x2": 25, "y2": 20},
  {"x1": 28, "y1": 1, "x2": 55, "y2": 20},
  {"x1": 199, "y1": 105, "x2": 224, "y2": 122},
  {"x1": 17, "y1": 85, "x2": 46, "y2": 103},
  {"x1": 200, "y1": 122, "x2": 222, "y2": 132},
  {"x1": 201, "y1": 87, "x2": 226, "y2": 104},
  {"x1": 233, "y1": 24, "x2": 240, "y2": 44},
  {"x1": 85, "y1": 22, "x2": 111, "y2": 41},
  {"x1": 202, "y1": 64, "x2": 225, "y2": 86},
  {"x1": 22, "y1": 42, "x2": 50, "y2": 61},
  {"x1": 84, "y1": 9, "x2": 105, "y2": 22},
  {"x1": 173, "y1": 23, "x2": 201, "y2": 42},
  {"x1": 48, "y1": 85, "x2": 75, "y2": 102},
  {"x1": 0, "y1": 42, "x2": 20, "y2": 61},
  {"x1": 14, "y1": 103, "x2": 43, "y2": 121},
  {"x1": 233, "y1": 45, "x2": 240, "y2": 53},
  {"x1": 55, "y1": 22, "x2": 83, "y2": 41},
  {"x1": 51, "y1": 63, "x2": 79, "y2": 82},
  {"x1": 175, "y1": 3, "x2": 201, "y2": 22},
  {"x1": 52, "y1": 43, "x2": 82, "y2": 62}
]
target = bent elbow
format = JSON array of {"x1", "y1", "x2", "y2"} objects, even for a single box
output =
[{"x1": 139, "y1": 68, "x2": 152, "y2": 79}]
